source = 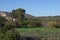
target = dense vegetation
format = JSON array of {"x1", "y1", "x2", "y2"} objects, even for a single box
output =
[
  {"x1": 17, "y1": 28, "x2": 60, "y2": 40},
  {"x1": 0, "y1": 8, "x2": 60, "y2": 40}
]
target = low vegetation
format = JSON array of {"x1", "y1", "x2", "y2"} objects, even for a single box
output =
[
  {"x1": 17, "y1": 28, "x2": 60, "y2": 40},
  {"x1": 0, "y1": 8, "x2": 60, "y2": 40}
]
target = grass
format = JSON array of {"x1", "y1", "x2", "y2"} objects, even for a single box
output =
[
  {"x1": 16, "y1": 28, "x2": 60, "y2": 35},
  {"x1": 16, "y1": 28, "x2": 60, "y2": 40}
]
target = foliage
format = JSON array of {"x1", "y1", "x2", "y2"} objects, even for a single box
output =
[
  {"x1": 1, "y1": 8, "x2": 60, "y2": 40},
  {"x1": 0, "y1": 16, "x2": 6, "y2": 28},
  {"x1": 2, "y1": 20, "x2": 16, "y2": 32},
  {"x1": 27, "y1": 20, "x2": 42, "y2": 28},
  {"x1": 46, "y1": 21, "x2": 60, "y2": 28},
  {"x1": 0, "y1": 12, "x2": 20, "y2": 40},
  {"x1": 46, "y1": 21, "x2": 57, "y2": 28},
  {"x1": 0, "y1": 29, "x2": 20, "y2": 40},
  {"x1": 17, "y1": 28, "x2": 60, "y2": 40},
  {"x1": 54, "y1": 21, "x2": 60, "y2": 28},
  {"x1": 11, "y1": 8, "x2": 25, "y2": 28}
]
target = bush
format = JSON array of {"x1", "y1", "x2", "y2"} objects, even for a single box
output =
[
  {"x1": 46, "y1": 21, "x2": 57, "y2": 28},
  {"x1": 0, "y1": 29, "x2": 20, "y2": 40}
]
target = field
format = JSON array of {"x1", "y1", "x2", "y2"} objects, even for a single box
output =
[{"x1": 16, "y1": 28, "x2": 60, "y2": 40}]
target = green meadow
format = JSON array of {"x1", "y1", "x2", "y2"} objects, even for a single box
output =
[
  {"x1": 16, "y1": 28, "x2": 60, "y2": 40},
  {"x1": 16, "y1": 28, "x2": 60, "y2": 36}
]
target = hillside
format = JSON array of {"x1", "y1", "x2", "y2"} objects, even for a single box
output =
[
  {"x1": 0, "y1": 11, "x2": 35, "y2": 18},
  {"x1": 25, "y1": 14, "x2": 35, "y2": 18},
  {"x1": 0, "y1": 11, "x2": 60, "y2": 21}
]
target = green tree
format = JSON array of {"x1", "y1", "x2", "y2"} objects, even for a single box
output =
[
  {"x1": 0, "y1": 16, "x2": 6, "y2": 28},
  {"x1": 11, "y1": 8, "x2": 25, "y2": 28},
  {"x1": 0, "y1": 19, "x2": 20, "y2": 40},
  {"x1": 3, "y1": 20, "x2": 16, "y2": 32}
]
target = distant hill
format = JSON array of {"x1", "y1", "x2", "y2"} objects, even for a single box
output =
[
  {"x1": 0, "y1": 11, "x2": 35, "y2": 18},
  {"x1": 25, "y1": 14, "x2": 35, "y2": 18},
  {"x1": 0, "y1": 11, "x2": 60, "y2": 21},
  {"x1": 0, "y1": 11, "x2": 10, "y2": 17}
]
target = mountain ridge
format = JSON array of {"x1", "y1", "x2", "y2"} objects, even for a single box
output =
[
  {"x1": 0, "y1": 11, "x2": 60, "y2": 18},
  {"x1": 0, "y1": 11, "x2": 35, "y2": 18}
]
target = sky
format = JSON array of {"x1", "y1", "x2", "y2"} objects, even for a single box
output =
[{"x1": 0, "y1": 0, "x2": 60, "y2": 16}]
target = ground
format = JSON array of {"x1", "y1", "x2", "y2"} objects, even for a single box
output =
[{"x1": 16, "y1": 28, "x2": 60, "y2": 40}]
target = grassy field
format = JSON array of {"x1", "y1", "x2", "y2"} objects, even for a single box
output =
[{"x1": 16, "y1": 28, "x2": 60, "y2": 40}]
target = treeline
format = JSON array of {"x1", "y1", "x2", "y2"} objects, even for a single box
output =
[{"x1": 0, "y1": 8, "x2": 60, "y2": 28}]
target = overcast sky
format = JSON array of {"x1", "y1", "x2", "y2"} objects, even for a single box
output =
[{"x1": 0, "y1": 0, "x2": 60, "y2": 16}]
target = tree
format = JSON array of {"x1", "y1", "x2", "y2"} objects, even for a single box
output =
[
  {"x1": 3, "y1": 20, "x2": 16, "y2": 32},
  {"x1": 0, "y1": 8, "x2": 22, "y2": 40},
  {"x1": 11, "y1": 8, "x2": 25, "y2": 28},
  {"x1": 11, "y1": 8, "x2": 25, "y2": 19},
  {"x1": 0, "y1": 19, "x2": 20, "y2": 40},
  {"x1": 0, "y1": 16, "x2": 6, "y2": 28}
]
